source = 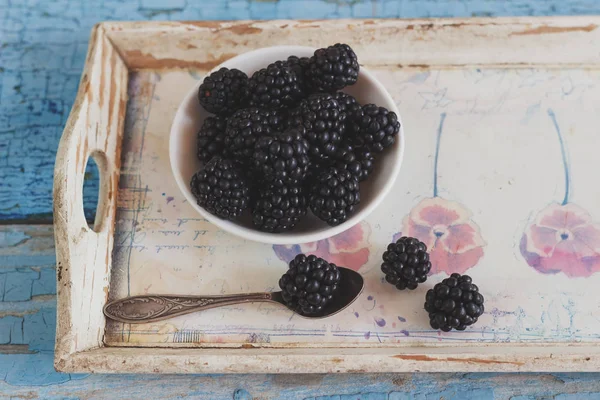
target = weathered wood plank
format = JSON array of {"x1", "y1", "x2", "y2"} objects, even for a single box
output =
[
  {"x1": 3, "y1": 0, "x2": 600, "y2": 397},
  {"x1": 1, "y1": 367, "x2": 600, "y2": 399},
  {"x1": 0, "y1": 225, "x2": 55, "y2": 269}
]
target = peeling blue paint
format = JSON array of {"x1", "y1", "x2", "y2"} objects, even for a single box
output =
[{"x1": 3, "y1": 0, "x2": 600, "y2": 398}]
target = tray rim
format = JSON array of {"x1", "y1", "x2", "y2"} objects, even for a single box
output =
[{"x1": 54, "y1": 17, "x2": 600, "y2": 373}]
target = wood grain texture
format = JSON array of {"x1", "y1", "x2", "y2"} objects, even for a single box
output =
[
  {"x1": 106, "y1": 18, "x2": 600, "y2": 69},
  {"x1": 53, "y1": 23, "x2": 128, "y2": 365}
]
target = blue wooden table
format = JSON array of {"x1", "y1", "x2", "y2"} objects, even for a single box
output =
[{"x1": 2, "y1": 0, "x2": 600, "y2": 398}]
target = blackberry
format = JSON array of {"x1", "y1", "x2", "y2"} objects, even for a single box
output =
[
  {"x1": 225, "y1": 107, "x2": 283, "y2": 161},
  {"x1": 198, "y1": 67, "x2": 249, "y2": 115},
  {"x1": 190, "y1": 157, "x2": 250, "y2": 220},
  {"x1": 349, "y1": 104, "x2": 400, "y2": 153},
  {"x1": 279, "y1": 254, "x2": 341, "y2": 315},
  {"x1": 332, "y1": 142, "x2": 375, "y2": 182},
  {"x1": 287, "y1": 93, "x2": 345, "y2": 159},
  {"x1": 306, "y1": 43, "x2": 359, "y2": 92},
  {"x1": 381, "y1": 237, "x2": 431, "y2": 290},
  {"x1": 252, "y1": 184, "x2": 307, "y2": 232},
  {"x1": 309, "y1": 166, "x2": 360, "y2": 226},
  {"x1": 252, "y1": 128, "x2": 310, "y2": 186},
  {"x1": 248, "y1": 61, "x2": 303, "y2": 109},
  {"x1": 424, "y1": 274, "x2": 485, "y2": 332},
  {"x1": 197, "y1": 116, "x2": 227, "y2": 162},
  {"x1": 286, "y1": 55, "x2": 310, "y2": 90},
  {"x1": 334, "y1": 92, "x2": 361, "y2": 116}
]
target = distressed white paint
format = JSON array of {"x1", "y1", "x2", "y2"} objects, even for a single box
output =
[{"x1": 55, "y1": 18, "x2": 600, "y2": 373}]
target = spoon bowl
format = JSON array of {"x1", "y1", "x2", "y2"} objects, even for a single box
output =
[{"x1": 104, "y1": 267, "x2": 364, "y2": 324}]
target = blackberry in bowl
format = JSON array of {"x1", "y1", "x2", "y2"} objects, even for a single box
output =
[
  {"x1": 251, "y1": 128, "x2": 310, "y2": 187},
  {"x1": 252, "y1": 184, "x2": 308, "y2": 233},
  {"x1": 286, "y1": 93, "x2": 345, "y2": 160},
  {"x1": 170, "y1": 45, "x2": 404, "y2": 244}
]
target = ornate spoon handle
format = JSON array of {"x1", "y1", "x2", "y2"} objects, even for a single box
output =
[{"x1": 103, "y1": 293, "x2": 274, "y2": 324}]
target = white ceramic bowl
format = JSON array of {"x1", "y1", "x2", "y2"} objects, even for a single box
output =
[{"x1": 170, "y1": 45, "x2": 404, "y2": 245}]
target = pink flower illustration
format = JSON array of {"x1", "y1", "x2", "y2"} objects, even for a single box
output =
[
  {"x1": 520, "y1": 203, "x2": 600, "y2": 277},
  {"x1": 395, "y1": 197, "x2": 486, "y2": 275},
  {"x1": 520, "y1": 109, "x2": 600, "y2": 277},
  {"x1": 273, "y1": 222, "x2": 371, "y2": 272}
]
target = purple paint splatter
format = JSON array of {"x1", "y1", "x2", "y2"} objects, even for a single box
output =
[
  {"x1": 398, "y1": 316, "x2": 406, "y2": 322},
  {"x1": 354, "y1": 312, "x2": 359, "y2": 318},
  {"x1": 364, "y1": 331, "x2": 371, "y2": 340},
  {"x1": 400, "y1": 330, "x2": 410, "y2": 336},
  {"x1": 367, "y1": 295, "x2": 373, "y2": 301},
  {"x1": 166, "y1": 196, "x2": 174, "y2": 204},
  {"x1": 374, "y1": 317, "x2": 386, "y2": 327}
]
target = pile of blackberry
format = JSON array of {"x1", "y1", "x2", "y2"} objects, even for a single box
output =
[{"x1": 191, "y1": 44, "x2": 401, "y2": 232}]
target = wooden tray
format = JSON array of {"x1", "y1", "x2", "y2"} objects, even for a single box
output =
[{"x1": 54, "y1": 17, "x2": 600, "y2": 373}]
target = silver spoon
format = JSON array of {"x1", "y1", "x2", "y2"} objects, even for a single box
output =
[{"x1": 103, "y1": 267, "x2": 364, "y2": 324}]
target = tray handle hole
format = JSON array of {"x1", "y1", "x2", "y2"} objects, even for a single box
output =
[{"x1": 82, "y1": 151, "x2": 109, "y2": 233}]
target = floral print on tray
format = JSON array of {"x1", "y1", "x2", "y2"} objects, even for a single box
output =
[
  {"x1": 393, "y1": 113, "x2": 486, "y2": 276},
  {"x1": 394, "y1": 197, "x2": 485, "y2": 275},
  {"x1": 273, "y1": 221, "x2": 372, "y2": 272},
  {"x1": 520, "y1": 109, "x2": 600, "y2": 277}
]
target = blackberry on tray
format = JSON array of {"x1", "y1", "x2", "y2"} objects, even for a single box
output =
[
  {"x1": 252, "y1": 184, "x2": 308, "y2": 233},
  {"x1": 349, "y1": 104, "x2": 400, "y2": 153},
  {"x1": 198, "y1": 67, "x2": 249, "y2": 115},
  {"x1": 424, "y1": 274, "x2": 485, "y2": 332},
  {"x1": 248, "y1": 61, "x2": 304, "y2": 109},
  {"x1": 306, "y1": 43, "x2": 359, "y2": 92},
  {"x1": 279, "y1": 254, "x2": 341, "y2": 315},
  {"x1": 190, "y1": 157, "x2": 250, "y2": 220},
  {"x1": 381, "y1": 236, "x2": 431, "y2": 290},
  {"x1": 309, "y1": 166, "x2": 360, "y2": 226}
]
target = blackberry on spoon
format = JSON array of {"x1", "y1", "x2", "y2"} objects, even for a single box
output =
[{"x1": 279, "y1": 254, "x2": 341, "y2": 316}]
